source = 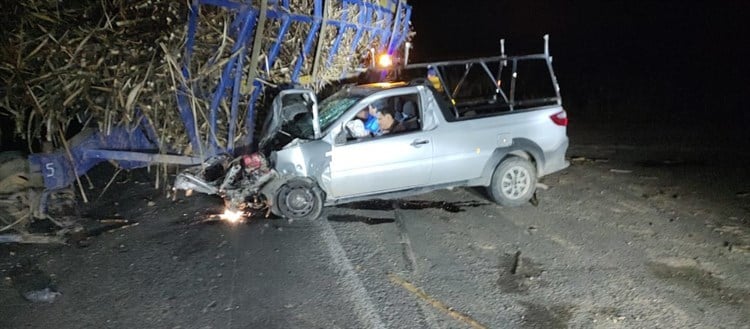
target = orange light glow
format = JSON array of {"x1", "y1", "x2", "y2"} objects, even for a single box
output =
[
  {"x1": 369, "y1": 81, "x2": 407, "y2": 88},
  {"x1": 377, "y1": 53, "x2": 393, "y2": 68}
]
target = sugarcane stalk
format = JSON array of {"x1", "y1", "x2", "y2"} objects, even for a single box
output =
[{"x1": 58, "y1": 126, "x2": 88, "y2": 203}]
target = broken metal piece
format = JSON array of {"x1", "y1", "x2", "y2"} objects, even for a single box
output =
[
  {"x1": 23, "y1": 288, "x2": 62, "y2": 303},
  {"x1": 0, "y1": 234, "x2": 65, "y2": 244},
  {"x1": 529, "y1": 191, "x2": 539, "y2": 207},
  {"x1": 173, "y1": 172, "x2": 219, "y2": 195},
  {"x1": 219, "y1": 163, "x2": 243, "y2": 192},
  {"x1": 510, "y1": 251, "x2": 522, "y2": 275},
  {"x1": 23, "y1": 288, "x2": 61, "y2": 303}
]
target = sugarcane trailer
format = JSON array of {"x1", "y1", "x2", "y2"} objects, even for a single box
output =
[{"x1": 27, "y1": 0, "x2": 413, "y2": 214}]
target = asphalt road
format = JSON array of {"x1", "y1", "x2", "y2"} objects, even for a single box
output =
[{"x1": 1, "y1": 123, "x2": 749, "y2": 328}]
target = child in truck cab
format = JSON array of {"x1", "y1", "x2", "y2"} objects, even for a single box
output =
[
  {"x1": 359, "y1": 105, "x2": 381, "y2": 134},
  {"x1": 345, "y1": 105, "x2": 380, "y2": 139}
]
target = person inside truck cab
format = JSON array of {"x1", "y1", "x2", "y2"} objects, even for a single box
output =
[
  {"x1": 374, "y1": 106, "x2": 406, "y2": 135},
  {"x1": 359, "y1": 105, "x2": 381, "y2": 134},
  {"x1": 345, "y1": 104, "x2": 380, "y2": 139}
]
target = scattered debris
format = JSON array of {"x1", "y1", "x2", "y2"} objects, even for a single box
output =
[
  {"x1": 536, "y1": 182, "x2": 550, "y2": 190},
  {"x1": 327, "y1": 215, "x2": 395, "y2": 225},
  {"x1": 388, "y1": 273, "x2": 488, "y2": 329},
  {"x1": 637, "y1": 159, "x2": 704, "y2": 168},
  {"x1": 9, "y1": 259, "x2": 59, "y2": 304},
  {"x1": 591, "y1": 307, "x2": 626, "y2": 326},
  {"x1": 609, "y1": 169, "x2": 633, "y2": 174},
  {"x1": 98, "y1": 219, "x2": 130, "y2": 225},
  {"x1": 202, "y1": 300, "x2": 217, "y2": 313},
  {"x1": 529, "y1": 191, "x2": 539, "y2": 207},
  {"x1": 510, "y1": 251, "x2": 522, "y2": 275},
  {"x1": 338, "y1": 199, "x2": 487, "y2": 213},
  {"x1": 730, "y1": 244, "x2": 750, "y2": 254},
  {"x1": 0, "y1": 234, "x2": 65, "y2": 244},
  {"x1": 23, "y1": 288, "x2": 61, "y2": 303},
  {"x1": 570, "y1": 156, "x2": 609, "y2": 164},
  {"x1": 713, "y1": 225, "x2": 743, "y2": 236},
  {"x1": 497, "y1": 252, "x2": 544, "y2": 293},
  {"x1": 82, "y1": 219, "x2": 139, "y2": 238}
]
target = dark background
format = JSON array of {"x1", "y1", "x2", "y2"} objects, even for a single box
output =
[
  {"x1": 2, "y1": 1, "x2": 748, "y2": 149},
  {"x1": 409, "y1": 0, "x2": 749, "y2": 143}
]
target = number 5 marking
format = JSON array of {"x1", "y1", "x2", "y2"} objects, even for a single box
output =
[{"x1": 45, "y1": 163, "x2": 55, "y2": 177}]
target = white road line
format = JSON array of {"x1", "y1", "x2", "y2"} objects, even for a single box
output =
[{"x1": 317, "y1": 218, "x2": 386, "y2": 329}]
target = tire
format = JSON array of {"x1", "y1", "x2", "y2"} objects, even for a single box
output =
[
  {"x1": 488, "y1": 156, "x2": 537, "y2": 207},
  {"x1": 275, "y1": 178, "x2": 324, "y2": 220}
]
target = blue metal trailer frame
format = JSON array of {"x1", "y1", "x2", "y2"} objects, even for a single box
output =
[{"x1": 29, "y1": 0, "x2": 411, "y2": 210}]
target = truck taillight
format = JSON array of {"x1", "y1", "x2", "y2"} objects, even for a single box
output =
[{"x1": 550, "y1": 110, "x2": 568, "y2": 126}]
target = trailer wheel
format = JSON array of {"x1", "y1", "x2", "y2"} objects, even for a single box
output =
[
  {"x1": 275, "y1": 178, "x2": 323, "y2": 220},
  {"x1": 488, "y1": 156, "x2": 537, "y2": 207}
]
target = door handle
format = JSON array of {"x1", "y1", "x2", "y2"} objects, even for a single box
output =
[{"x1": 410, "y1": 139, "x2": 429, "y2": 147}]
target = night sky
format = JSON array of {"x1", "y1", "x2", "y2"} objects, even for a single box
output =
[
  {"x1": 1, "y1": 1, "x2": 748, "y2": 149},
  {"x1": 409, "y1": 0, "x2": 750, "y2": 130}
]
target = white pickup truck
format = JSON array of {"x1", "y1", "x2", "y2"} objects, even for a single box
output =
[{"x1": 175, "y1": 45, "x2": 569, "y2": 220}]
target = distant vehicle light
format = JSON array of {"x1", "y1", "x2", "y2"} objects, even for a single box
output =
[{"x1": 377, "y1": 53, "x2": 393, "y2": 68}]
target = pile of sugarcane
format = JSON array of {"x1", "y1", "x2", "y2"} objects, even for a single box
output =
[
  {"x1": 1, "y1": 0, "x2": 190, "y2": 152},
  {"x1": 0, "y1": 0, "x2": 407, "y2": 235},
  {"x1": 0, "y1": 0, "x2": 402, "y2": 153}
]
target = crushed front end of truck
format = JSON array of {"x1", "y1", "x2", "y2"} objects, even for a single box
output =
[{"x1": 173, "y1": 152, "x2": 278, "y2": 219}]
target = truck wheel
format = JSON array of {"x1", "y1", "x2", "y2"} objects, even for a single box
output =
[
  {"x1": 488, "y1": 156, "x2": 537, "y2": 207},
  {"x1": 275, "y1": 179, "x2": 324, "y2": 220}
]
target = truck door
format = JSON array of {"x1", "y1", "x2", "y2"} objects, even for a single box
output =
[
  {"x1": 329, "y1": 93, "x2": 433, "y2": 198},
  {"x1": 259, "y1": 89, "x2": 320, "y2": 153}
]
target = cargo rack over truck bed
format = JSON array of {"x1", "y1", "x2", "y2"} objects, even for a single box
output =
[{"x1": 404, "y1": 35, "x2": 562, "y2": 121}]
